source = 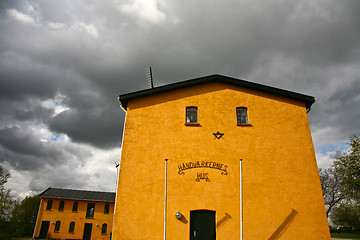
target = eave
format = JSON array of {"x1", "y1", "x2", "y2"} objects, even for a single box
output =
[{"x1": 119, "y1": 74, "x2": 315, "y2": 111}]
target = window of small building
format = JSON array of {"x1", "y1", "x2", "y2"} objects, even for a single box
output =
[
  {"x1": 46, "y1": 200, "x2": 53, "y2": 210},
  {"x1": 69, "y1": 221, "x2": 75, "y2": 233},
  {"x1": 86, "y1": 203, "x2": 95, "y2": 218},
  {"x1": 58, "y1": 200, "x2": 64, "y2": 211},
  {"x1": 104, "y1": 203, "x2": 110, "y2": 214},
  {"x1": 101, "y1": 223, "x2": 107, "y2": 234},
  {"x1": 236, "y1": 107, "x2": 248, "y2": 124},
  {"x1": 54, "y1": 221, "x2": 61, "y2": 232},
  {"x1": 186, "y1": 106, "x2": 198, "y2": 124},
  {"x1": 72, "y1": 201, "x2": 78, "y2": 212}
]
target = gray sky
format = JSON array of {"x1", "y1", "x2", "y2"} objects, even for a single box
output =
[{"x1": 0, "y1": 0, "x2": 359, "y2": 198}]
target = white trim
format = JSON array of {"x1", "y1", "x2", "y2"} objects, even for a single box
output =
[
  {"x1": 240, "y1": 159, "x2": 243, "y2": 240},
  {"x1": 164, "y1": 159, "x2": 168, "y2": 240}
]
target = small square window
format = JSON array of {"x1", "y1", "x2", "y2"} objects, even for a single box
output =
[
  {"x1": 104, "y1": 203, "x2": 110, "y2": 214},
  {"x1": 58, "y1": 200, "x2": 64, "y2": 211},
  {"x1": 46, "y1": 200, "x2": 53, "y2": 210},
  {"x1": 72, "y1": 201, "x2": 78, "y2": 212},
  {"x1": 236, "y1": 107, "x2": 248, "y2": 124},
  {"x1": 186, "y1": 107, "x2": 198, "y2": 124}
]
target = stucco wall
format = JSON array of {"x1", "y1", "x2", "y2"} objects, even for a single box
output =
[{"x1": 113, "y1": 82, "x2": 330, "y2": 240}]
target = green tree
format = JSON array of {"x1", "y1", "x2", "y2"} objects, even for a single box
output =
[
  {"x1": 324, "y1": 136, "x2": 360, "y2": 233},
  {"x1": 331, "y1": 202, "x2": 360, "y2": 232},
  {"x1": 319, "y1": 167, "x2": 348, "y2": 217},
  {"x1": 333, "y1": 136, "x2": 360, "y2": 198},
  {"x1": 0, "y1": 165, "x2": 13, "y2": 239},
  {"x1": 10, "y1": 195, "x2": 40, "y2": 237},
  {"x1": 0, "y1": 166, "x2": 12, "y2": 220}
]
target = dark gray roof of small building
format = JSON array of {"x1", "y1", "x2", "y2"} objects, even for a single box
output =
[
  {"x1": 39, "y1": 187, "x2": 115, "y2": 202},
  {"x1": 119, "y1": 74, "x2": 315, "y2": 111}
]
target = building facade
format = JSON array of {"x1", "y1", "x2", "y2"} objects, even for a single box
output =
[
  {"x1": 33, "y1": 187, "x2": 115, "y2": 240},
  {"x1": 113, "y1": 75, "x2": 330, "y2": 239}
]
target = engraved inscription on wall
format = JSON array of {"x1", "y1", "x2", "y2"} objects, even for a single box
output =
[{"x1": 178, "y1": 161, "x2": 228, "y2": 182}]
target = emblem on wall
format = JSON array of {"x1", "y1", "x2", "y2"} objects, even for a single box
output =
[{"x1": 213, "y1": 131, "x2": 224, "y2": 139}]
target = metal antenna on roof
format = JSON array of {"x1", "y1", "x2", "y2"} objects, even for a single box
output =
[{"x1": 145, "y1": 67, "x2": 154, "y2": 89}]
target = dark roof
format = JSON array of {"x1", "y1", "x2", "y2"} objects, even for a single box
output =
[
  {"x1": 39, "y1": 187, "x2": 116, "y2": 202},
  {"x1": 119, "y1": 74, "x2": 315, "y2": 110}
]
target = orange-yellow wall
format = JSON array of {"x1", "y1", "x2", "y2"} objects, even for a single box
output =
[
  {"x1": 113, "y1": 82, "x2": 330, "y2": 239},
  {"x1": 33, "y1": 198, "x2": 114, "y2": 240}
]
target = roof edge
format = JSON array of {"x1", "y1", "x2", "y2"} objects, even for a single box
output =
[
  {"x1": 119, "y1": 74, "x2": 315, "y2": 110},
  {"x1": 40, "y1": 196, "x2": 115, "y2": 203},
  {"x1": 39, "y1": 187, "x2": 116, "y2": 202}
]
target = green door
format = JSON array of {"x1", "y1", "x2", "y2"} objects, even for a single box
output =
[{"x1": 190, "y1": 210, "x2": 216, "y2": 240}]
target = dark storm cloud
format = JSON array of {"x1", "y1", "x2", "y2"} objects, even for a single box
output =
[
  {"x1": 0, "y1": 126, "x2": 91, "y2": 170},
  {"x1": 0, "y1": 41, "x2": 124, "y2": 148},
  {"x1": 0, "y1": 0, "x2": 139, "y2": 150},
  {"x1": 49, "y1": 107, "x2": 124, "y2": 149},
  {"x1": 0, "y1": 53, "x2": 57, "y2": 101},
  {"x1": 311, "y1": 79, "x2": 360, "y2": 139},
  {"x1": 0, "y1": 0, "x2": 21, "y2": 14},
  {"x1": 0, "y1": 99, "x2": 53, "y2": 122},
  {"x1": 139, "y1": 0, "x2": 360, "y2": 83},
  {"x1": 12, "y1": 103, "x2": 53, "y2": 121},
  {"x1": 0, "y1": 126, "x2": 57, "y2": 159},
  {"x1": 1, "y1": 0, "x2": 360, "y2": 196}
]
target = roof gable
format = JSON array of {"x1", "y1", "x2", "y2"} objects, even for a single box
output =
[
  {"x1": 39, "y1": 187, "x2": 116, "y2": 202},
  {"x1": 119, "y1": 74, "x2": 315, "y2": 110}
]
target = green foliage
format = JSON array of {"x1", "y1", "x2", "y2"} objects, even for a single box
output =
[
  {"x1": 0, "y1": 165, "x2": 40, "y2": 238},
  {"x1": 321, "y1": 136, "x2": 360, "y2": 233},
  {"x1": 333, "y1": 135, "x2": 360, "y2": 197},
  {"x1": 0, "y1": 166, "x2": 13, "y2": 239},
  {"x1": 10, "y1": 195, "x2": 40, "y2": 237},
  {"x1": 331, "y1": 202, "x2": 360, "y2": 233},
  {"x1": 0, "y1": 166, "x2": 12, "y2": 221}
]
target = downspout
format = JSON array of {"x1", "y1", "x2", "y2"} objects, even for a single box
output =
[
  {"x1": 240, "y1": 159, "x2": 243, "y2": 240},
  {"x1": 164, "y1": 159, "x2": 168, "y2": 240},
  {"x1": 112, "y1": 98, "x2": 128, "y2": 239}
]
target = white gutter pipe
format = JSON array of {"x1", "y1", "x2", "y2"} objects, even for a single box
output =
[
  {"x1": 240, "y1": 159, "x2": 243, "y2": 240},
  {"x1": 164, "y1": 159, "x2": 168, "y2": 240}
]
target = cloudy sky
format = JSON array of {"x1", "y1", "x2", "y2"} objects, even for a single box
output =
[{"x1": 0, "y1": 0, "x2": 359, "y2": 198}]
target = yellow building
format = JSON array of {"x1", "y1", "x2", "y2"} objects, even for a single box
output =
[
  {"x1": 33, "y1": 187, "x2": 115, "y2": 240},
  {"x1": 113, "y1": 74, "x2": 330, "y2": 239}
]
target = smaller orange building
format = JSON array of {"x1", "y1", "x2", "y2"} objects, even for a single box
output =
[{"x1": 33, "y1": 187, "x2": 115, "y2": 240}]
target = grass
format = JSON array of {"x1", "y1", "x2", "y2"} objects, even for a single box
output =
[
  {"x1": 331, "y1": 232, "x2": 360, "y2": 239},
  {"x1": 10, "y1": 237, "x2": 32, "y2": 240}
]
